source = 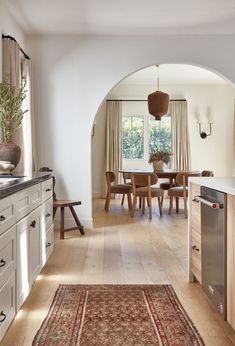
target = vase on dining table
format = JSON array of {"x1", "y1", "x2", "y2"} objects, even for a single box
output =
[{"x1": 152, "y1": 160, "x2": 165, "y2": 171}]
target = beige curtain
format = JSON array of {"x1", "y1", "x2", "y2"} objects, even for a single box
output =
[
  {"x1": 169, "y1": 100, "x2": 191, "y2": 170},
  {"x1": 21, "y1": 59, "x2": 36, "y2": 172},
  {"x1": 105, "y1": 101, "x2": 122, "y2": 183},
  {"x1": 3, "y1": 37, "x2": 35, "y2": 172}
]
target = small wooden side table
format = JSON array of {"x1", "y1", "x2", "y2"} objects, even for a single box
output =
[{"x1": 53, "y1": 200, "x2": 85, "y2": 239}]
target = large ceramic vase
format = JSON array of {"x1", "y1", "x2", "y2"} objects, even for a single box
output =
[
  {"x1": 152, "y1": 160, "x2": 165, "y2": 171},
  {"x1": 0, "y1": 143, "x2": 21, "y2": 168}
]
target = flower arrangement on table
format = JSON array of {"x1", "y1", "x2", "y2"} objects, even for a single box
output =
[{"x1": 148, "y1": 150, "x2": 172, "y2": 164}]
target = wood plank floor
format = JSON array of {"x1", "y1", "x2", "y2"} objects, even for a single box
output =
[{"x1": 2, "y1": 198, "x2": 235, "y2": 346}]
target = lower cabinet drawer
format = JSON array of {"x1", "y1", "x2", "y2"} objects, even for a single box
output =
[
  {"x1": 0, "y1": 225, "x2": 16, "y2": 288},
  {"x1": 0, "y1": 272, "x2": 15, "y2": 341},
  {"x1": 42, "y1": 224, "x2": 54, "y2": 266},
  {"x1": 0, "y1": 195, "x2": 15, "y2": 237},
  {"x1": 41, "y1": 198, "x2": 53, "y2": 232},
  {"x1": 41, "y1": 179, "x2": 53, "y2": 203},
  {"x1": 191, "y1": 234, "x2": 202, "y2": 283}
]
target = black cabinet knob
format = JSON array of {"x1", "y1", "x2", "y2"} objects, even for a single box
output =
[
  {"x1": 30, "y1": 220, "x2": 36, "y2": 228},
  {"x1": 0, "y1": 215, "x2": 6, "y2": 222},
  {"x1": 0, "y1": 259, "x2": 6, "y2": 268},
  {"x1": 0, "y1": 311, "x2": 6, "y2": 323},
  {"x1": 46, "y1": 242, "x2": 51, "y2": 248}
]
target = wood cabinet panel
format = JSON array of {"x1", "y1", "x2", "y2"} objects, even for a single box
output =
[{"x1": 0, "y1": 226, "x2": 16, "y2": 288}]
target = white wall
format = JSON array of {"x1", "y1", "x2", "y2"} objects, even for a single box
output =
[
  {"x1": 27, "y1": 35, "x2": 235, "y2": 224},
  {"x1": 0, "y1": 2, "x2": 26, "y2": 81},
  {"x1": 92, "y1": 83, "x2": 234, "y2": 197}
]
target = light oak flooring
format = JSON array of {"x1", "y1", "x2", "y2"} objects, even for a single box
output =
[{"x1": 2, "y1": 198, "x2": 235, "y2": 346}]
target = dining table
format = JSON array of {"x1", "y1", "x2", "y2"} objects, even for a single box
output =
[{"x1": 119, "y1": 168, "x2": 200, "y2": 187}]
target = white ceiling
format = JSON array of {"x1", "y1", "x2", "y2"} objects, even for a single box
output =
[
  {"x1": 5, "y1": 0, "x2": 235, "y2": 35},
  {"x1": 119, "y1": 65, "x2": 227, "y2": 85}
]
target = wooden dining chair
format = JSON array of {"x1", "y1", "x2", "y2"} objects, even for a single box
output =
[
  {"x1": 168, "y1": 172, "x2": 201, "y2": 218},
  {"x1": 121, "y1": 172, "x2": 132, "y2": 206},
  {"x1": 131, "y1": 173, "x2": 164, "y2": 220},
  {"x1": 105, "y1": 171, "x2": 132, "y2": 212},
  {"x1": 201, "y1": 170, "x2": 214, "y2": 177}
]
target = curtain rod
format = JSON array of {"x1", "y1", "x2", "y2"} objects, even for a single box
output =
[
  {"x1": 2, "y1": 34, "x2": 30, "y2": 60},
  {"x1": 106, "y1": 99, "x2": 186, "y2": 102}
]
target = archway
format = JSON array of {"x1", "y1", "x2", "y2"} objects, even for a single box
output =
[{"x1": 91, "y1": 63, "x2": 234, "y2": 207}]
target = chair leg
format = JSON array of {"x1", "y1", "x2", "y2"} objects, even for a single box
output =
[
  {"x1": 176, "y1": 197, "x2": 179, "y2": 213},
  {"x1": 131, "y1": 196, "x2": 137, "y2": 217},
  {"x1": 139, "y1": 197, "x2": 142, "y2": 209},
  {"x1": 69, "y1": 206, "x2": 85, "y2": 235},
  {"x1": 121, "y1": 194, "x2": 125, "y2": 206},
  {"x1": 158, "y1": 197, "x2": 163, "y2": 216},
  {"x1": 60, "y1": 207, "x2": 65, "y2": 240},
  {"x1": 127, "y1": 193, "x2": 132, "y2": 211},
  {"x1": 141, "y1": 197, "x2": 145, "y2": 214},
  {"x1": 53, "y1": 206, "x2": 57, "y2": 219},
  {"x1": 168, "y1": 196, "x2": 173, "y2": 215},
  {"x1": 148, "y1": 197, "x2": 152, "y2": 220},
  {"x1": 105, "y1": 192, "x2": 111, "y2": 212}
]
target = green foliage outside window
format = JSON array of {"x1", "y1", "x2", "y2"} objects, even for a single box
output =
[
  {"x1": 149, "y1": 116, "x2": 171, "y2": 153},
  {"x1": 122, "y1": 116, "x2": 144, "y2": 159},
  {"x1": 122, "y1": 114, "x2": 171, "y2": 160}
]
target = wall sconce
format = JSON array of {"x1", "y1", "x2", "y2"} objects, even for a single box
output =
[
  {"x1": 198, "y1": 121, "x2": 212, "y2": 139},
  {"x1": 197, "y1": 110, "x2": 214, "y2": 139}
]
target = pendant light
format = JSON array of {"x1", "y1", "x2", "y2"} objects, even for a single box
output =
[{"x1": 148, "y1": 65, "x2": 169, "y2": 121}]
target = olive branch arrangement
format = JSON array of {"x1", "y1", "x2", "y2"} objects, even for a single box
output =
[
  {"x1": 148, "y1": 150, "x2": 172, "y2": 164},
  {"x1": 0, "y1": 76, "x2": 28, "y2": 143}
]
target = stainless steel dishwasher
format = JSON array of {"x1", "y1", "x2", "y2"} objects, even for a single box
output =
[{"x1": 195, "y1": 186, "x2": 227, "y2": 319}]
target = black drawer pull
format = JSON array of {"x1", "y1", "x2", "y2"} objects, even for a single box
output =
[
  {"x1": 45, "y1": 188, "x2": 51, "y2": 192},
  {"x1": 46, "y1": 242, "x2": 52, "y2": 248},
  {"x1": 192, "y1": 198, "x2": 199, "y2": 203},
  {"x1": 30, "y1": 220, "x2": 36, "y2": 228},
  {"x1": 0, "y1": 311, "x2": 6, "y2": 323},
  {"x1": 192, "y1": 245, "x2": 199, "y2": 251},
  {"x1": 0, "y1": 259, "x2": 6, "y2": 268},
  {"x1": 0, "y1": 215, "x2": 6, "y2": 222},
  {"x1": 46, "y1": 213, "x2": 51, "y2": 218}
]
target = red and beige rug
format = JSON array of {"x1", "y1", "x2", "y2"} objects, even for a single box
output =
[{"x1": 33, "y1": 284, "x2": 205, "y2": 346}]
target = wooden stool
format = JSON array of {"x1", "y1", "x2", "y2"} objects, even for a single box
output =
[{"x1": 53, "y1": 200, "x2": 85, "y2": 239}]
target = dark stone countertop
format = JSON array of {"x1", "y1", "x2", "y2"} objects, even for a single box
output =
[{"x1": 0, "y1": 172, "x2": 52, "y2": 199}]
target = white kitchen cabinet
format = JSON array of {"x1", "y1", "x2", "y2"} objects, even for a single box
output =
[{"x1": 0, "y1": 176, "x2": 54, "y2": 340}]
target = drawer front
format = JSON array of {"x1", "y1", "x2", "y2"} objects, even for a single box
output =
[
  {"x1": 41, "y1": 179, "x2": 53, "y2": 203},
  {"x1": 16, "y1": 217, "x2": 30, "y2": 311},
  {"x1": 16, "y1": 184, "x2": 41, "y2": 221},
  {"x1": 191, "y1": 233, "x2": 201, "y2": 283},
  {"x1": 0, "y1": 195, "x2": 16, "y2": 236},
  {"x1": 0, "y1": 225, "x2": 16, "y2": 288},
  {"x1": 0, "y1": 272, "x2": 15, "y2": 341},
  {"x1": 41, "y1": 198, "x2": 53, "y2": 232},
  {"x1": 29, "y1": 207, "x2": 42, "y2": 286},
  {"x1": 42, "y1": 224, "x2": 54, "y2": 266},
  {"x1": 191, "y1": 183, "x2": 201, "y2": 232}
]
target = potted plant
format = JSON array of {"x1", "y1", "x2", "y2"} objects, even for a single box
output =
[
  {"x1": 0, "y1": 77, "x2": 28, "y2": 168},
  {"x1": 148, "y1": 150, "x2": 172, "y2": 171}
]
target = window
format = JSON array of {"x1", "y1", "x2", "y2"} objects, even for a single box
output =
[
  {"x1": 122, "y1": 114, "x2": 172, "y2": 160},
  {"x1": 149, "y1": 116, "x2": 171, "y2": 153},
  {"x1": 122, "y1": 116, "x2": 144, "y2": 159}
]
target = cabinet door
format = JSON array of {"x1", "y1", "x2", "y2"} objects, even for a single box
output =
[
  {"x1": 16, "y1": 216, "x2": 30, "y2": 311},
  {"x1": 28, "y1": 207, "x2": 42, "y2": 286}
]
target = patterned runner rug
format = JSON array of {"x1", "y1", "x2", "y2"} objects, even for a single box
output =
[{"x1": 33, "y1": 284, "x2": 205, "y2": 346}]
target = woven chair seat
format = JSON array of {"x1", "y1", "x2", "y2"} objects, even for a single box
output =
[
  {"x1": 136, "y1": 186, "x2": 164, "y2": 197},
  {"x1": 168, "y1": 186, "x2": 188, "y2": 197},
  {"x1": 110, "y1": 184, "x2": 132, "y2": 194}
]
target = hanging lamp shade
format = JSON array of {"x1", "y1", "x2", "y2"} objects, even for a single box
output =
[{"x1": 148, "y1": 65, "x2": 169, "y2": 120}]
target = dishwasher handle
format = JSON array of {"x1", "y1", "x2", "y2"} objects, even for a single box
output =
[{"x1": 193, "y1": 196, "x2": 223, "y2": 209}]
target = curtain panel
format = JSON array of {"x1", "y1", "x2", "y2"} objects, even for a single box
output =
[
  {"x1": 105, "y1": 101, "x2": 122, "y2": 183},
  {"x1": 169, "y1": 100, "x2": 191, "y2": 171},
  {"x1": 2, "y1": 37, "x2": 35, "y2": 172}
]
